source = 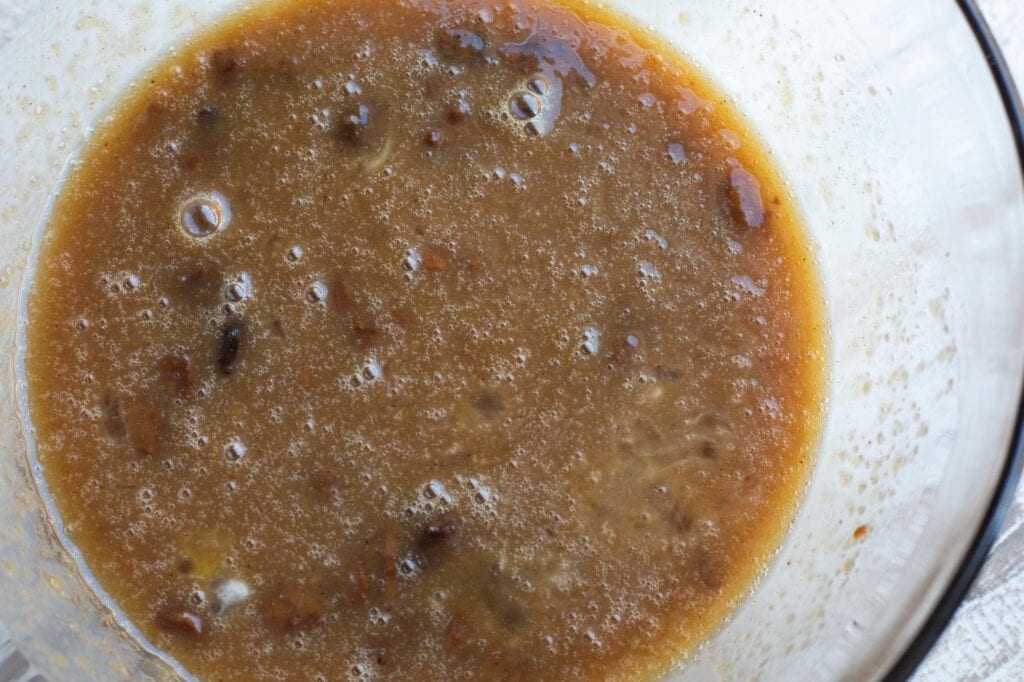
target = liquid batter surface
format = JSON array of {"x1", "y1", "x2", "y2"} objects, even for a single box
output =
[{"x1": 26, "y1": 0, "x2": 825, "y2": 679}]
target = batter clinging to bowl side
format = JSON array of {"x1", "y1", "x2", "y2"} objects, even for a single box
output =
[{"x1": 25, "y1": 0, "x2": 825, "y2": 679}]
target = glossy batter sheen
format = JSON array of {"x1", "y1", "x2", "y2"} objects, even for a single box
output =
[{"x1": 25, "y1": 0, "x2": 825, "y2": 679}]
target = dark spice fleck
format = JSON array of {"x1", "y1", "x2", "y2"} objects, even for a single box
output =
[
  {"x1": 438, "y1": 29, "x2": 486, "y2": 61},
  {"x1": 444, "y1": 613, "x2": 464, "y2": 650},
  {"x1": 345, "y1": 565, "x2": 370, "y2": 605},
  {"x1": 157, "y1": 608, "x2": 204, "y2": 636},
  {"x1": 423, "y1": 522, "x2": 458, "y2": 543},
  {"x1": 726, "y1": 160, "x2": 765, "y2": 229},
  {"x1": 196, "y1": 105, "x2": 219, "y2": 126},
  {"x1": 415, "y1": 520, "x2": 459, "y2": 570},
  {"x1": 471, "y1": 388, "x2": 505, "y2": 419},
  {"x1": 447, "y1": 99, "x2": 472, "y2": 123},
  {"x1": 697, "y1": 554, "x2": 725, "y2": 591},
  {"x1": 311, "y1": 466, "x2": 340, "y2": 497},
  {"x1": 338, "y1": 104, "x2": 371, "y2": 145},
  {"x1": 352, "y1": 316, "x2": 378, "y2": 343},
  {"x1": 161, "y1": 353, "x2": 197, "y2": 399},
  {"x1": 261, "y1": 585, "x2": 325, "y2": 631},
  {"x1": 102, "y1": 392, "x2": 126, "y2": 440},
  {"x1": 698, "y1": 439, "x2": 717, "y2": 459},
  {"x1": 134, "y1": 102, "x2": 165, "y2": 131},
  {"x1": 210, "y1": 48, "x2": 241, "y2": 84},
  {"x1": 329, "y1": 276, "x2": 352, "y2": 313},
  {"x1": 668, "y1": 503, "x2": 694, "y2": 534},
  {"x1": 217, "y1": 318, "x2": 244, "y2": 375},
  {"x1": 175, "y1": 265, "x2": 222, "y2": 305},
  {"x1": 423, "y1": 128, "x2": 444, "y2": 148}
]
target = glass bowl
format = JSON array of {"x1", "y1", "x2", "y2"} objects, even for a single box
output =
[{"x1": 1, "y1": 0, "x2": 1022, "y2": 680}]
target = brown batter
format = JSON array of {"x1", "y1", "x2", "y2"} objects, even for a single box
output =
[{"x1": 25, "y1": 0, "x2": 826, "y2": 679}]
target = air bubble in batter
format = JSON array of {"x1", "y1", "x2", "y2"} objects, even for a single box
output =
[{"x1": 180, "y1": 191, "x2": 231, "y2": 238}]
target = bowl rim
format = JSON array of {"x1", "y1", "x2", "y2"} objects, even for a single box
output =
[{"x1": 884, "y1": 4, "x2": 1024, "y2": 679}]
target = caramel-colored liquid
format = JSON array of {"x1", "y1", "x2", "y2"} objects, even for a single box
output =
[{"x1": 26, "y1": 0, "x2": 826, "y2": 679}]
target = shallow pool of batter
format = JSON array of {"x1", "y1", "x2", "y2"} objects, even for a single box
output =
[{"x1": 25, "y1": 0, "x2": 826, "y2": 679}]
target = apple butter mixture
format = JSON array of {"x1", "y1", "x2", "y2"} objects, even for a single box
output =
[{"x1": 25, "y1": 0, "x2": 825, "y2": 679}]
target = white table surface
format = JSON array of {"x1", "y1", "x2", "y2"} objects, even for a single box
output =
[{"x1": 913, "y1": 4, "x2": 1024, "y2": 679}]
